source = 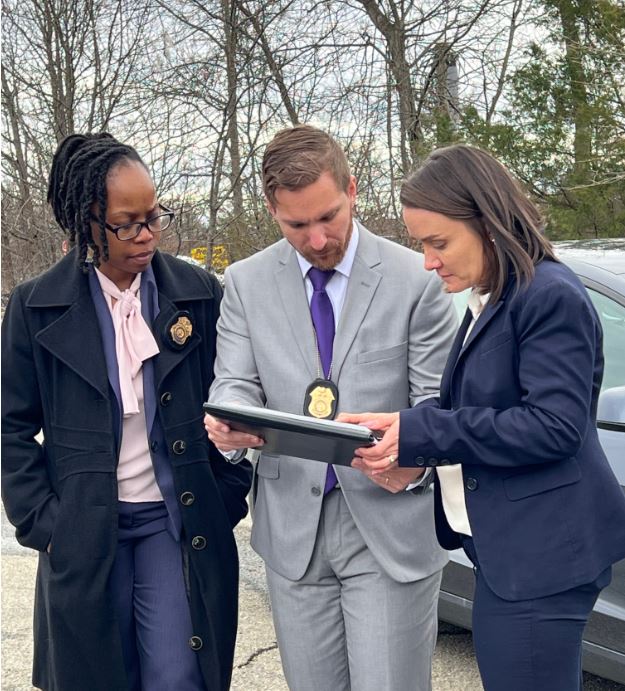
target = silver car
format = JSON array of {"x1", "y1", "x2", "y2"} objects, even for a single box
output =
[{"x1": 439, "y1": 239, "x2": 625, "y2": 684}]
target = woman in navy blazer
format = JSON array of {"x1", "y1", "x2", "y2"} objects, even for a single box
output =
[{"x1": 343, "y1": 145, "x2": 625, "y2": 690}]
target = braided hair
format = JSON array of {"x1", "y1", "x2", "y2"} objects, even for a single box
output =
[{"x1": 47, "y1": 133, "x2": 145, "y2": 270}]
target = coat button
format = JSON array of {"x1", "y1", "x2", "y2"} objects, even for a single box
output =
[
  {"x1": 427, "y1": 457, "x2": 438, "y2": 466},
  {"x1": 441, "y1": 458, "x2": 451, "y2": 465},
  {"x1": 189, "y1": 636, "x2": 203, "y2": 651},
  {"x1": 415, "y1": 456, "x2": 425, "y2": 466},
  {"x1": 150, "y1": 440, "x2": 158, "y2": 452},
  {"x1": 465, "y1": 477, "x2": 478, "y2": 491},
  {"x1": 172, "y1": 439, "x2": 187, "y2": 454},
  {"x1": 160, "y1": 392, "x2": 172, "y2": 406},
  {"x1": 191, "y1": 536, "x2": 206, "y2": 550},
  {"x1": 311, "y1": 486, "x2": 321, "y2": 497},
  {"x1": 180, "y1": 491, "x2": 195, "y2": 506}
]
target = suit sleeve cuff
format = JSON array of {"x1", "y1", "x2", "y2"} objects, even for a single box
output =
[
  {"x1": 405, "y1": 468, "x2": 432, "y2": 492},
  {"x1": 220, "y1": 448, "x2": 247, "y2": 464}
]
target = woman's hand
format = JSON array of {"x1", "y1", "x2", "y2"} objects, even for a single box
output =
[
  {"x1": 337, "y1": 411, "x2": 398, "y2": 433},
  {"x1": 338, "y1": 411, "x2": 401, "y2": 476},
  {"x1": 352, "y1": 461, "x2": 425, "y2": 493}
]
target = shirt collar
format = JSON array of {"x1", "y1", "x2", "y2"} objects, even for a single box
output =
[
  {"x1": 93, "y1": 264, "x2": 159, "y2": 321},
  {"x1": 94, "y1": 266, "x2": 141, "y2": 295},
  {"x1": 296, "y1": 220, "x2": 359, "y2": 280},
  {"x1": 467, "y1": 288, "x2": 490, "y2": 320}
]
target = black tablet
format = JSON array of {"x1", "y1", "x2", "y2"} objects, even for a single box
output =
[{"x1": 204, "y1": 402, "x2": 377, "y2": 466}]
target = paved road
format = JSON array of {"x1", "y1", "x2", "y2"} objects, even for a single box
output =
[{"x1": 2, "y1": 511, "x2": 623, "y2": 690}]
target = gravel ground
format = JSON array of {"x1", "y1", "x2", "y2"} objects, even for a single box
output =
[{"x1": 2, "y1": 512, "x2": 623, "y2": 690}]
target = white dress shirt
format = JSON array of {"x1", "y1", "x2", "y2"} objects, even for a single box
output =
[{"x1": 296, "y1": 220, "x2": 359, "y2": 325}]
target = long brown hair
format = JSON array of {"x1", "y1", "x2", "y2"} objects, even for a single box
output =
[{"x1": 400, "y1": 144, "x2": 557, "y2": 301}]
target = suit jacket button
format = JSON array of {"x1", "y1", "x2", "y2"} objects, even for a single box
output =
[
  {"x1": 172, "y1": 439, "x2": 187, "y2": 455},
  {"x1": 441, "y1": 459, "x2": 451, "y2": 465},
  {"x1": 150, "y1": 440, "x2": 158, "y2": 452},
  {"x1": 189, "y1": 636, "x2": 203, "y2": 651},
  {"x1": 415, "y1": 456, "x2": 425, "y2": 466},
  {"x1": 191, "y1": 536, "x2": 206, "y2": 550},
  {"x1": 428, "y1": 457, "x2": 438, "y2": 466},
  {"x1": 311, "y1": 486, "x2": 321, "y2": 497},
  {"x1": 180, "y1": 491, "x2": 195, "y2": 506},
  {"x1": 160, "y1": 392, "x2": 172, "y2": 406},
  {"x1": 465, "y1": 477, "x2": 478, "y2": 491}
]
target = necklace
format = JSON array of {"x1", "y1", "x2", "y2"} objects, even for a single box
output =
[{"x1": 303, "y1": 329, "x2": 339, "y2": 420}]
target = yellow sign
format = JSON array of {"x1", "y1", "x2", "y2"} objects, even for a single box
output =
[
  {"x1": 190, "y1": 245, "x2": 229, "y2": 270},
  {"x1": 211, "y1": 245, "x2": 229, "y2": 271},
  {"x1": 191, "y1": 246, "x2": 207, "y2": 263}
]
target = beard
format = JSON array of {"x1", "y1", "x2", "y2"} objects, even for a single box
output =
[{"x1": 302, "y1": 212, "x2": 353, "y2": 271}]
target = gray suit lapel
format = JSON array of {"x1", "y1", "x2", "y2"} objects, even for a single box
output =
[
  {"x1": 332, "y1": 226, "x2": 382, "y2": 384},
  {"x1": 274, "y1": 243, "x2": 318, "y2": 380}
]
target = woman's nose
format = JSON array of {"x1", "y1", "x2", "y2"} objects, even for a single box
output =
[
  {"x1": 134, "y1": 223, "x2": 155, "y2": 242},
  {"x1": 423, "y1": 250, "x2": 441, "y2": 271}
]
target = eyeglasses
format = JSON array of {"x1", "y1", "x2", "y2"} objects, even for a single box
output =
[{"x1": 91, "y1": 205, "x2": 175, "y2": 241}]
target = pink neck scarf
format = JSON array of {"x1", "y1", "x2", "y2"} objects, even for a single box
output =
[{"x1": 95, "y1": 269, "x2": 160, "y2": 417}]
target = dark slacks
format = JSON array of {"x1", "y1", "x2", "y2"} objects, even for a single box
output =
[
  {"x1": 462, "y1": 537, "x2": 611, "y2": 691},
  {"x1": 110, "y1": 501, "x2": 206, "y2": 691}
]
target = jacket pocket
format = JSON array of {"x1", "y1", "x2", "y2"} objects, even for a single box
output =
[
  {"x1": 357, "y1": 341, "x2": 407, "y2": 364},
  {"x1": 257, "y1": 453, "x2": 280, "y2": 479},
  {"x1": 49, "y1": 472, "x2": 113, "y2": 562},
  {"x1": 504, "y1": 458, "x2": 581, "y2": 501},
  {"x1": 478, "y1": 330, "x2": 513, "y2": 357}
]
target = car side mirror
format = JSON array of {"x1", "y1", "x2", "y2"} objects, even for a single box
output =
[{"x1": 597, "y1": 386, "x2": 625, "y2": 427}]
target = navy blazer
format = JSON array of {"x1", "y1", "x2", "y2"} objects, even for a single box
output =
[{"x1": 399, "y1": 260, "x2": 625, "y2": 601}]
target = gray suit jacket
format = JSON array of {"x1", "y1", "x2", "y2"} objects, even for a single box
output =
[{"x1": 210, "y1": 224, "x2": 458, "y2": 582}]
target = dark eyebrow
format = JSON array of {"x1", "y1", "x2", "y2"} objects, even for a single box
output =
[
  {"x1": 284, "y1": 203, "x2": 341, "y2": 226},
  {"x1": 108, "y1": 203, "x2": 159, "y2": 222}
]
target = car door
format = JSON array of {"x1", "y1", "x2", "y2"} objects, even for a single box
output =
[{"x1": 574, "y1": 272, "x2": 625, "y2": 683}]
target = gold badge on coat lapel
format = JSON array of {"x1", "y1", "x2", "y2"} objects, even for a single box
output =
[
  {"x1": 171, "y1": 316, "x2": 193, "y2": 345},
  {"x1": 165, "y1": 311, "x2": 194, "y2": 350}
]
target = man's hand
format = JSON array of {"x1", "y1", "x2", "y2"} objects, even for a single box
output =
[
  {"x1": 352, "y1": 461, "x2": 424, "y2": 493},
  {"x1": 204, "y1": 414, "x2": 264, "y2": 452}
]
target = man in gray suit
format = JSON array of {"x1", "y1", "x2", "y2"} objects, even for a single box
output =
[{"x1": 205, "y1": 125, "x2": 458, "y2": 690}]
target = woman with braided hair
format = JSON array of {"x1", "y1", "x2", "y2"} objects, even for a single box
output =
[{"x1": 1, "y1": 133, "x2": 253, "y2": 691}]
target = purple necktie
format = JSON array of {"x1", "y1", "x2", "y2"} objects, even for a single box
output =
[{"x1": 308, "y1": 267, "x2": 338, "y2": 494}]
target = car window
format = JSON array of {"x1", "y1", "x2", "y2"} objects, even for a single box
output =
[
  {"x1": 586, "y1": 289, "x2": 625, "y2": 391},
  {"x1": 586, "y1": 288, "x2": 625, "y2": 424}
]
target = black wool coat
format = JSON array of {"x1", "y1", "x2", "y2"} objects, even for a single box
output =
[{"x1": 1, "y1": 250, "x2": 253, "y2": 691}]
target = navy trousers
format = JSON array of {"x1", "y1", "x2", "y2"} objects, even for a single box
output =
[
  {"x1": 110, "y1": 502, "x2": 206, "y2": 691},
  {"x1": 462, "y1": 537, "x2": 611, "y2": 691}
]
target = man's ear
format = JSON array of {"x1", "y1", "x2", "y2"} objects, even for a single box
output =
[
  {"x1": 265, "y1": 198, "x2": 276, "y2": 218},
  {"x1": 347, "y1": 175, "x2": 357, "y2": 206}
]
